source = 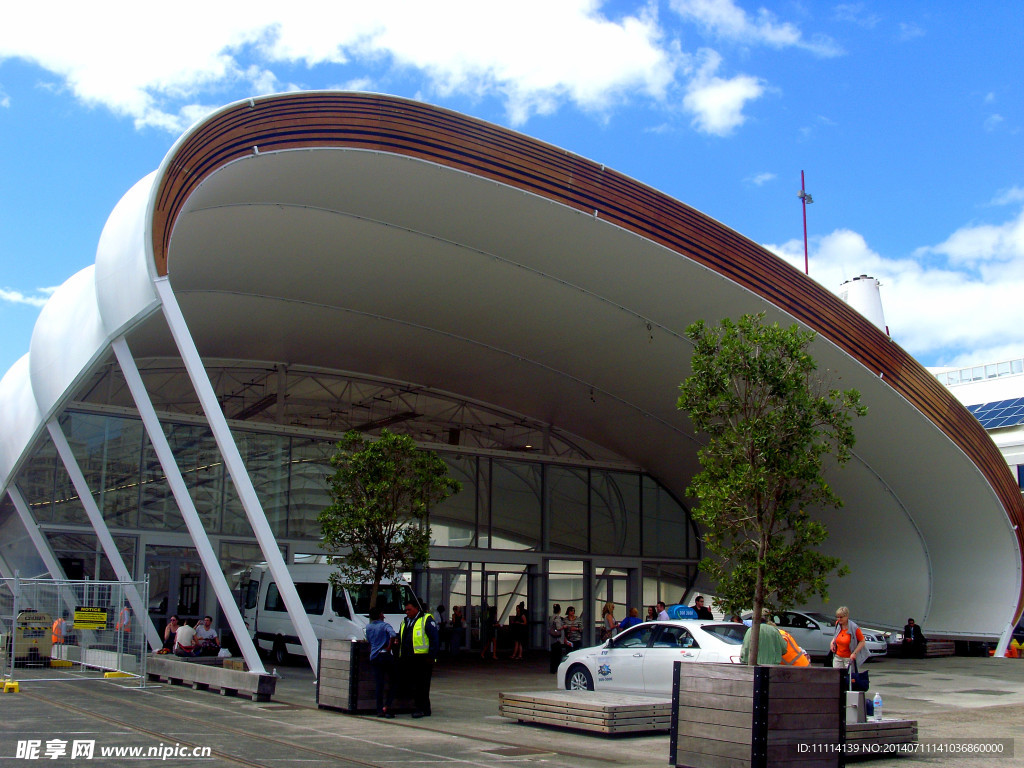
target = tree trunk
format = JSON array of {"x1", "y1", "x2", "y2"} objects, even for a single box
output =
[{"x1": 749, "y1": 540, "x2": 768, "y2": 665}]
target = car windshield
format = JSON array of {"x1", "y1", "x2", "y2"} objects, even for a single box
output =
[
  {"x1": 611, "y1": 624, "x2": 658, "y2": 649},
  {"x1": 701, "y1": 624, "x2": 746, "y2": 645}
]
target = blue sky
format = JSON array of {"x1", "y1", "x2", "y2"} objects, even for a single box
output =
[{"x1": 1, "y1": 0, "x2": 1022, "y2": 379}]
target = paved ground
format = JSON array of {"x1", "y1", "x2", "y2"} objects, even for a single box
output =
[{"x1": 1, "y1": 652, "x2": 1022, "y2": 767}]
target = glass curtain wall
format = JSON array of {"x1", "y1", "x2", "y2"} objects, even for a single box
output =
[{"x1": 9, "y1": 409, "x2": 700, "y2": 637}]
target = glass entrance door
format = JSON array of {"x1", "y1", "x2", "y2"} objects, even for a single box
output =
[
  {"x1": 426, "y1": 563, "x2": 470, "y2": 655},
  {"x1": 145, "y1": 546, "x2": 205, "y2": 636}
]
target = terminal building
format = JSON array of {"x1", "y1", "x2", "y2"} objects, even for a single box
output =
[{"x1": 1, "y1": 92, "x2": 1021, "y2": 673}]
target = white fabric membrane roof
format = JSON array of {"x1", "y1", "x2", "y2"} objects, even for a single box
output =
[{"x1": 1, "y1": 93, "x2": 1020, "y2": 639}]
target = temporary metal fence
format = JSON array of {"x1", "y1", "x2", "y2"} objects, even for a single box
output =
[{"x1": 0, "y1": 575, "x2": 148, "y2": 686}]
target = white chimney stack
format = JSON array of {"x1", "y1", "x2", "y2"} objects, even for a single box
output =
[{"x1": 838, "y1": 275, "x2": 889, "y2": 336}]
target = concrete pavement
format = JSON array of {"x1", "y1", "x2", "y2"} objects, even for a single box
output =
[{"x1": 1, "y1": 652, "x2": 1022, "y2": 767}]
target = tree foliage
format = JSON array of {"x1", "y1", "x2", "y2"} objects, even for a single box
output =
[
  {"x1": 676, "y1": 314, "x2": 866, "y2": 663},
  {"x1": 318, "y1": 428, "x2": 461, "y2": 609}
]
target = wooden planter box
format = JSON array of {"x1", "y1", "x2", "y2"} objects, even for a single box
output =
[
  {"x1": 316, "y1": 638, "x2": 414, "y2": 714},
  {"x1": 671, "y1": 662, "x2": 843, "y2": 768}
]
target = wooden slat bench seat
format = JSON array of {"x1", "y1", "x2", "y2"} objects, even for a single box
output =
[
  {"x1": 924, "y1": 640, "x2": 956, "y2": 657},
  {"x1": 846, "y1": 719, "x2": 918, "y2": 760},
  {"x1": 147, "y1": 655, "x2": 276, "y2": 702},
  {"x1": 499, "y1": 690, "x2": 671, "y2": 735}
]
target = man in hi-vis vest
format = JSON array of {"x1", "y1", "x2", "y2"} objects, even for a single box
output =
[
  {"x1": 398, "y1": 599, "x2": 439, "y2": 718},
  {"x1": 778, "y1": 628, "x2": 810, "y2": 666}
]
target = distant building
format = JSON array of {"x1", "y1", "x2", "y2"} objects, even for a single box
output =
[{"x1": 934, "y1": 358, "x2": 1024, "y2": 492}]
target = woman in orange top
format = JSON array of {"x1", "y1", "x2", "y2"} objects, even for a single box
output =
[{"x1": 831, "y1": 605, "x2": 867, "y2": 670}]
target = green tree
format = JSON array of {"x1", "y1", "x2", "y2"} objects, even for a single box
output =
[
  {"x1": 318, "y1": 428, "x2": 461, "y2": 609},
  {"x1": 676, "y1": 314, "x2": 866, "y2": 664}
]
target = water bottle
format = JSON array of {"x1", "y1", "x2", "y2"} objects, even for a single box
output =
[{"x1": 873, "y1": 692, "x2": 883, "y2": 721}]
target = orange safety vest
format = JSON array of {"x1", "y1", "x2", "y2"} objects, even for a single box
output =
[
  {"x1": 52, "y1": 618, "x2": 65, "y2": 644},
  {"x1": 780, "y1": 629, "x2": 810, "y2": 666},
  {"x1": 115, "y1": 607, "x2": 131, "y2": 632}
]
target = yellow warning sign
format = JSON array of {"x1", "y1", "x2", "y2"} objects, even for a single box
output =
[{"x1": 74, "y1": 607, "x2": 108, "y2": 629}]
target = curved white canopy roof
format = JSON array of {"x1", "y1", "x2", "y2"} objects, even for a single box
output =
[{"x1": 1, "y1": 92, "x2": 1020, "y2": 638}]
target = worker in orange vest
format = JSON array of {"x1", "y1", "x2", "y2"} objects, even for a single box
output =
[
  {"x1": 52, "y1": 615, "x2": 68, "y2": 645},
  {"x1": 779, "y1": 628, "x2": 810, "y2": 666},
  {"x1": 115, "y1": 601, "x2": 131, "y2": 633}
]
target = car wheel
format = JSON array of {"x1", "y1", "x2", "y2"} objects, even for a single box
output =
[
  {"x1": 271, "y1": 638, "x2": 288, "y2": 666},
  {"x1": 565, "y1": 664, "x2": 594, "y2": 691}
]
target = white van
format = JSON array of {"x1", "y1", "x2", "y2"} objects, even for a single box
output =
[{"x1": 242, "y1": 563, "x2": 418, "y2": 664}]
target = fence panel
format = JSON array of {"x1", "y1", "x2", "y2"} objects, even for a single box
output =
[{"x1": 1, "y1": 576, "x2": 148, "y2": 686}]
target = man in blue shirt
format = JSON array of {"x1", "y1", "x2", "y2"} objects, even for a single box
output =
[{"x1": 365, "y1": 606, "x2": 397, "y2": 718}]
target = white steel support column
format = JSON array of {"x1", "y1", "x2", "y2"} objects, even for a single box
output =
[
  {"x1": 155, "y1": 278, "x2": 321, "y2": 673},
  {"x1": 995, "y1": 621, "x2": 1013, "y2": 658},
  {"x1": 8, "y1": 485, "x2": 69, "y2": 582},
  {"x1": 112, "y1": 336, "x2": 266, "y2": 673},
  {"x1": 8, "y1": 485, "x2": 96, "y2": 639},
  {"x1": 47, "y1": 419, "x2": 162, "y2": 652}
]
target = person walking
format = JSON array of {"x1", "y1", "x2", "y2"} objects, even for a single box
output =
[
  {"x1": 366, "y1": 606, "x2": 397, "y2": 718},
  {"x1": 740, "y1": 609, "x2": 785, "y2": 665},
  {"x1": 562, "y1": 607, "x2": 583, "y2": 649},
  {"x1": 449, "y1": 606, "x2": 465, "y2": 657},
  {"x1": 51, "y1": 614, "x2": 68, "y2": 645},
  {"x1": 618, "y1": 607, "x2": 642, "y2": 632},
  {"x1": 548, "y1": 604, "x2": 565, "y2": 673},
  {"x1": 601, "y1": 602, "x2": 617, "y2": 641},
  {"x1": 831, "y1": 606, "x2": 868, "y2": 672},
  {"x1": 398, "y1": 600, "x2": 438, "y2": 718},
  {"x1": 510, "y1": 602, "x2": 527, "y2": 660},
  {"x1": 693, "y1": 596, "x2": 714, "y2": 620}
]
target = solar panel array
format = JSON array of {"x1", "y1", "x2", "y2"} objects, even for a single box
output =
[{"x1": 967, "y1": 397, "x2": 1024, "y2": 429}]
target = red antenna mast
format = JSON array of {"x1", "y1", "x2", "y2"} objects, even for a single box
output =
[{"x1": 798, "y1": 170, "x2": 813, "y2": 275}]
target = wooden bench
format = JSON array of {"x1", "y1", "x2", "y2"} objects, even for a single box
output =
[
  {"x1": 147, "y1": 655, "x2": 276, "y2": 702},
  {"x1": 499, "y1": 690, "x2": 671, "y2": 735},
  {"x1": 924, "y1": 640, "x2": 956, "y2": 657},
  {"x1": 847, "y1": 719, "x2": 918, "y2": 759}
]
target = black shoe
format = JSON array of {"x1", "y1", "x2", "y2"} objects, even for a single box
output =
[
  {"x1": 384, "y1": 712, "x2": 395, "y2": 719},
  {"x1": 411, "y1": 711, "x2": 426, "y2": 719}
]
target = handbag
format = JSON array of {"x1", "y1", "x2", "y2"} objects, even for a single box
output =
[{"x1": 850, "y1": 667, "x2": 870, "y2": 692}]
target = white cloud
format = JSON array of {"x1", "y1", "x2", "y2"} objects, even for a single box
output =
[
  {"x1": 670, "y1": 0, "x2": 842, "y2": 56},
  {"x1": 0, "y1": 1, "x2": 678, "y2": 132},
  {"x1": 683, "y1": 49, "x2": 764, "y2": 135},
  {"x1": 0, "y1": 84, "x2": 9, "y2": 108},
  {"x1": 0, "y1": 1, "x2": 837, "y2": 135},
  {"x1": 915, "y1": 208, "x2": 1024, "y2": 270},
  {"x1": 992, "y1": 186, "x2": 1024, "y2": 206},
  {"x1": 763, "y1": 204, "x2": 1024, "y2": 364},
  {"x1": 750, "y1": 172, "x2": 776, "y2": 186},
  {"x1": 898, "y1": 22, "x2": 925, "y2": 41},
  {"x1": 833, "y1": 4, "x2": 881, "y2": 29},
  {"x1": 0, "y1": 287, "x2": 52, "y2": 307},
  {"x1": 984, "y1": 113, "x2": 1005, "y2": 132}
]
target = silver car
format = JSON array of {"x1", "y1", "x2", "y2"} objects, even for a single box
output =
[{"x1": 770, "y1": 610, "x2": 888, "y2": 661}]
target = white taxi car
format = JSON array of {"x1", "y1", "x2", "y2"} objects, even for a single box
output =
[{"x1": 556, "y1": 620, "x2": 747, "y2": 696}]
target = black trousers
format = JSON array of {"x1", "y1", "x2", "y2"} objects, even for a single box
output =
[
  {"x1": 400, "y1": 655, "x2": 433, "y2": 714},
  {"x1": 549, "y1": 641, "x2": 565, "y2": 674},
  {"x1": 370, "y1": 654, "x2": 395, "y2": 713}
]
